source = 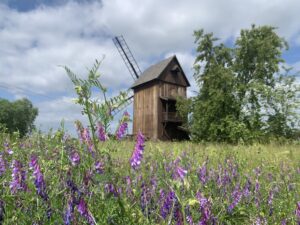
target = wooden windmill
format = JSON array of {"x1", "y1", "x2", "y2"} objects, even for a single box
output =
[{"x1": 113, "y1": 36, "x2": 190, "y2": 140}]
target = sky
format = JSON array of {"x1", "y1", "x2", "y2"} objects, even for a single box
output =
[{"x1": 1, "y1": 0, "x2": 300, "y2": 135}]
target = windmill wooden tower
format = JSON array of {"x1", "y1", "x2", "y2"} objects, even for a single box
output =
[{"x1": 113, "y1": 36, "x2": 190, "y2": 140}]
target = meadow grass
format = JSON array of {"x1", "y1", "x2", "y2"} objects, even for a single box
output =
[{"x1": 0, "y1": 132, "x2": 299, "y2": 224}]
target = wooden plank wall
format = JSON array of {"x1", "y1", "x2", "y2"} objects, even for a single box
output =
[
  {"x1": 133, "y1": 84, "x2": 158, "y2": 139},
  {"x1": 160, "y1": 59, "x2": 189, "y2": 87},
  {"x1": 159, "y1": 82, "x2": 186, "y2": 98}
]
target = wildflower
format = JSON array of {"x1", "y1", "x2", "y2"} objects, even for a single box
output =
[
  {"x1": 254, "y1": 216, "x2": 267, "y2": 225},
  {"x1": 116, "y1": 111, "x2": 130, "y2": 140},
  {"x1": 64, "y1": 198, "x2": 74, "y2": 225},
  {"x1": 10, "y1": 160, "x2": 27, "y2": 193},
  {"x1": 4, "y1": 142, "x2": 13, "y2": 155},
  {"x1": 228, "y1": 184, "x2": 242, "y2": 213},
  {"x1": 174, "y1": 166, "x2": 187, "y2": 180},
  {"x1": 30, "y1": 155, "x2": 48, "y2": 201},
  {"x1": 94, "y1": 161, "x2": 104, "y2": 174},
  {"x1": 173, "y1": 200, "x2": 184, "y2": 225},
  {"x1": 69, "y1": 151, "x2": 80, "y2": 166},
  {"x1": 160, "y1": 191, "x2": 175, "y2": 219},
  {"x1": 66, "y1": 178, "x2": 79, "y2": 195},
  {"x1": 125, "y1": 176, "x2": 133, "y2": 197},
  {"x1": 130, "y1": 131, "x2": 145, "y2": 170},
  {"x1": 185, "y1": 205, "x2": 193, "y2": 225},
  {"x1": 196, "y1": 192, "x2": 213, "y2": 224},
  {"x1": 105, "y1": 183, "x2": 119, "y2": 197},
  {"x1": 46, "y1": 207, "x2": 52, "y2": 219},
  {"x1": 64, "y1": 199, "x2": 74, "y2": 224},
  {"x1": 0, "y1": 155, "x2": 6, "y2": 176},
  {"x1": 254, "y1": 167, "x2": 261, "y2": 177},
  {"x1": 96, "y1": 122, "x2": 108, "y2": 141},
  {"x1": 140, "y1": 183, "x2": 152, "y2": 217},
  {"x1": 77, "y1": 198, "x2": 95, "y2": 225},
  {"x1": 296, "y1": 202, "x2": 300, "y2": 223},
  {"x1": 243, "y1": 177, "x2": 251, "y2": 198},
  {"x1": 82, "y1": 128, "x2": 94, "y2": 156},
  {"x1": 198, "y1": 163, "x2": 207, "y2": 184},
  {"x1": 83, "y1": 170, "x2": 93, "y2": 187},
  {"x1": 281, "y1": 219, "x2": 287, "y2": 225},
  {"x1": 172, "y1": 157, "x2": 187, "y2": 180},
  {"x1": 254, "y1": 179, "x2": 261, "y2": 207}
]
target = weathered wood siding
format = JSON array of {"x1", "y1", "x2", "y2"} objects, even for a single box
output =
[
  {"x1": 160, "y1": 59, "x2": 189, "y2": 87},
  {"x1": 159, "y1": 82, "x2": 186, "y2": 98},
  {"x1": 133, "y1": 83, "x2": 159, "y2": 139}
]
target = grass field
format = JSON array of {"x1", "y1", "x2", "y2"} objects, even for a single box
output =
[{"x1": 0, "y1": 131, "x2": 299, "y2": 224}]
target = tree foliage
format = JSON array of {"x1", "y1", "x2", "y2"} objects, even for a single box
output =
[
  {"x1": 179, "y1": 25, "x2": 300, "y2": 143},
  {"x1": 0, "y1": 98, "x2": 38, "y2": 137}
]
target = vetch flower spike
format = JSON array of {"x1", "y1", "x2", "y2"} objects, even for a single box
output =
[
  {"x1": 77, "y1": 198, "x2": 95, "y2": 225},
  {"x1": 96, "y1": 122, "x2": 108, "y2": 141},
  {"x1": 69, "y1": 151, "x2": 80, "y2": 166},
  {"x1": 130, "y1": 131, "x2": 145, "y2": 170},
  {"x1": 116, "y1": 111, "x2": 130, "y2": 140},
  {"x1": 30, "y1": 155, "x2": 48, "y2": 201},
  {"x1": 0, "y1": 154, "x2": 6, "y2": 176},
  {"x1": 10, "y1": 160, "x2": 27, "y2": 194}
]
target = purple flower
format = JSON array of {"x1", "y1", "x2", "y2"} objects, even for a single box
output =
[
  {"x1": 173, "y1": 200, "x2": 184, "y2": 225},
  {"x1": 196, "y1": 192, "x2": 213, "y2": 224},
  {"x1": 254, "y1": 167, "x2": 261, "y2": 177},
  {"x1": 296, "y1": 202, "x2": 300, "y2": 224},
  {"x1": 10, "y1": 160, "x2": 27, "y2": 194},
  {"x1": 172, "y1": 157, "x2": 187, "y2": 180},
  {"x1": 96, "y1": 122, "x2": 108, "y2": 142},
  {"x1": 77, "y1": 198, "x2": 94, "y2": 225},
  {"x1": 0, "y1": 154, "x2": 6, "y2": 176},
  {"x1": 105, "y1": 183, "x2": 119, "y2": 197},
  {"x1": 64, "y1": 198, "x2": 74, "y2": 225},
  {"x1": 4, "y1": 142, "x2": 13, "y2": 155},
  {"x1": 130, "y1": 131, "x2": 145, "y2": 170},
  {"x1": 66, "y1": 178, "x2": 79, "y2": 194},
  {"x1": 30, "y1": 155, "x2": 48, "y2": 201},
  {"x1": 185, "y1": 205, "x2": 193, "y2": 225},
  {"x1": 125, "y1": 176, "x2": 133, "y2": 197},
  {"x1": 140, "y1": 183, "x2": 152, "y2": 217},
  {"x1": 228, "y1": 184, "x2": 242, "y2": 213},
  {"x1": 94, "y1": 161, "x2": 104, "y2": 174},
  {"x1": 174, "y1": 166, "x2": 187, "y2": 180},
  {"x1": 69, "y1": 151, "x2": 80, "y2": 166},
  {"x1": 254, "y1": 179, "x2": 261, "y2": 207},
  {"x1": 268, "y1": 188, "x2": 274, "y2": 206},
  {"x1": 82, "y1": 128, "x2": 95, "y2": 156},
  {"x1": 254, "y1": 217, "x2": 267, "y2": 225},
  {"x1": 198, "y1": 164, "x2": 207, "y2": 184},
  {"x1": 243, "y1": 177, "x2": 251, "y2": 198},
  {"x1": 83, "y1": 170, "x2": 93, "y2": 187},
  {"x1": 116, "y1": 122, "x2": 128, "y2": 140},
  {"x1": 116, "y1": 112, "x2": 130, "y2": 140},
  {"x1": 160, "y1": 191, "x2": 175, "y2": 219},
  {"x1": 281, "y1": 219, "x2": 287, "y2": 225}
]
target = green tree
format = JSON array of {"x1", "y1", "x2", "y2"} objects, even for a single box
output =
[
  {"x1": 179, "y1": 25, "x2": 299, "y2": 143},
  {"x1": 0, "y1": 98, "x2": 38, "y2": 137},
  {"x1": 234, "y1": 25, "x2": 289, "y2": 137}
]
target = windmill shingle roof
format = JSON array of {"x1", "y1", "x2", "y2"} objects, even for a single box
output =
[{"x1": 131, "y1": 55, "x2": 175, "y2": 89}]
